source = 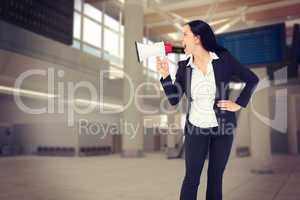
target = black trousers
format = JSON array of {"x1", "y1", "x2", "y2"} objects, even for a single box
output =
[{"x1": 180, "y1": 120, "x2": 234, "y2": 200}]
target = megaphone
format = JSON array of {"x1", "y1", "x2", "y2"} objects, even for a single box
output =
[{"x1": 135, "y1": 41, "x2": 184, "y2": 63}]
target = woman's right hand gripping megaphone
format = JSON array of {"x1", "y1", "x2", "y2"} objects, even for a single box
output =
[{"x1": 156, "y1": 56, "x2": 170, "y2": 80}]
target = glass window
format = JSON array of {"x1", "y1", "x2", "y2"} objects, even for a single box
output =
[
  {"x1": 104, "y1": 51, "x2": 122, "y2": 65},
  {"x1": 104, "y1": 28, "x2": 119, "y2": 56},
  {"x1": 83, "y1": 18, "x2": 101, "y2": 48},
  {"x1": 84, "y1": 3, "x2": 102, "y2": 22},
  {"x1": 83, "y1": 44, "x2": 101, "y2": 57},
  {"x1": 75, "y1": 0, "x2": 82, "y2": 11},
  {"x1": 104, "y1": 14, "x2": 119, "y2": 31},
  {"x1": 73, "y1": 12, "x2": 81, "y2": 39},
  {"x1": 72, "y1": 40, "x2": 81, "y2": 49},
  {"x1": 120, "y1": 24, "x2": 124, "y2": 34},
  {"x1": 120, "y1": 36, "x2": 124, "y2": 59}
]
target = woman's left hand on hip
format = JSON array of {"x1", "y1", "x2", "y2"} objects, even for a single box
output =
[{"x1": 217, "y1": 100, "x2": 241, "y2": 112}]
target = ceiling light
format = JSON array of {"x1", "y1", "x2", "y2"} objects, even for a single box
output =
[{"x1": 209, "y1": 18, "x2": 230, "y2": 26}]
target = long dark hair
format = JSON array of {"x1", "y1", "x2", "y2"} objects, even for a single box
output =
[{"x1": 186, "y1": 20, "x2": 227, "y2": 53}]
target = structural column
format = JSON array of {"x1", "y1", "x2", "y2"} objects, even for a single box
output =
[
  {"x1": 166, "y1": 110, "x2": 177, "y2": 151},
  {"x1": 121, "y1": 0, "x2": 144, "y2": 157},
  {"x1": 249, "y1": 68, "x2": 273, "y2": 173},
  {"x1": 288, "y1": 94, "x2": 299, "y2": 154}
]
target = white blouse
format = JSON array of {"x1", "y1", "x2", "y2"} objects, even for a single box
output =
[{"x1": 188, "y1": 51, "x2": 219, "y2": 128}]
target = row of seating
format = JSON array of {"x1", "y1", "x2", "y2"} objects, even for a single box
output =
[
  {"x1": 36, "y1": 146, "x2": 112, "y2": 156},
  {"x1": 37, "y1": 146, "x2": 75, "y2": 156},
  {"x1": 79, "y1": 146, "x2": 111, "y2": 156},
  {"x1": 0, "y1": 145, "x2": 21, "y2": 156}
]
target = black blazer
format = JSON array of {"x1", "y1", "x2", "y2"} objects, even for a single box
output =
[{"x1": 160, "y1": 50, "x2": 259, "y2": 132}]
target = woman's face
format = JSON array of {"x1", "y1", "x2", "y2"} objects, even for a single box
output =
[{"x1": 181, "y1": 25, "x2": 201, "y2": 55}]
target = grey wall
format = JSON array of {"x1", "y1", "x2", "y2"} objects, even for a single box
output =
[{"x1": 13, "y1": 122, "x2": 77, "y2": 154}]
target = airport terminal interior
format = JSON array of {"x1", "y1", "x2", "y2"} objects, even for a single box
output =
[{"x1": 0, "y1": 0, "x2": 300, "y2": 199}]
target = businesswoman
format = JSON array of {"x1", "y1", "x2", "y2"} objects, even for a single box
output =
[{"x1": 156, "y1": 20, "x2": 259, "y2": 200}]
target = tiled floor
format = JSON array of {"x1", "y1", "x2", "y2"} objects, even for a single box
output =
[{"x1": 0, "y1": 153, "x2": 300, "y2": 200}]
